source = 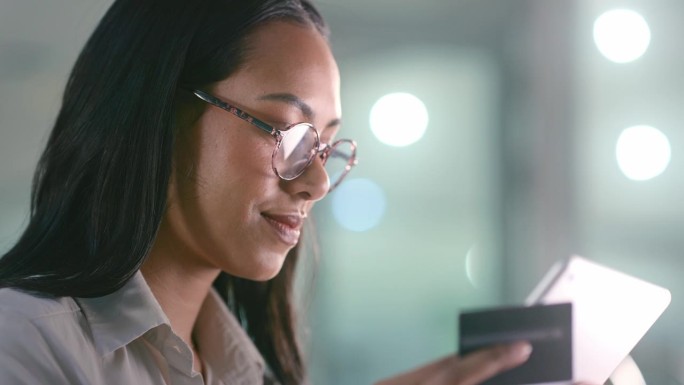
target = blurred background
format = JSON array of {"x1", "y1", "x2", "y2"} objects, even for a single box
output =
[{"x1": 1, "y1": 1, "x2": 682, "y2": 384}]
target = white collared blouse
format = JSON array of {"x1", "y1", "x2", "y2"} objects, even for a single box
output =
[{"x1": 0, "y1": 272, "x2": 276, "y2": 385}]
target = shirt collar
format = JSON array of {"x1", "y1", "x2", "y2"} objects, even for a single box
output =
[
  {"x1": 76, "y1": 271, "x2": 268, "y2": 383},
  {"x1": 76, "y1": 271, "x2": 169, "y2": 356},
  {"x1": 194, "y1": 289, "x2": 266, "y2": 384}
]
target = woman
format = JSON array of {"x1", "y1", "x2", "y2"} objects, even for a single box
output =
[{"x1": 0, "y1": 0, "x2": 533, "y2": 384}]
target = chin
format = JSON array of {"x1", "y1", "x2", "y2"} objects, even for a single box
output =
[
  {"x1": 241, "y1": 252, "x2": 289, "y2": 282},
  {"x1": 250, "y1": 270, "x2": 281, "y2": 282}
]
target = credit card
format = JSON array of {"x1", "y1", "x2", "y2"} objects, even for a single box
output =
[{"x1": 459, "y1": 302, "x2": 572, "y2": 385}]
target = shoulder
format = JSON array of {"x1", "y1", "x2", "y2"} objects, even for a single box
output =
[
  {"x1": 0, "y1": 286, "x2": 81, "y2": 320},
  {"x1": 0, "y1": 288, "x2": 94, "y2": 384},
  {"x1": 0, "y1": 286, "x2": 88, "y2": 349}
]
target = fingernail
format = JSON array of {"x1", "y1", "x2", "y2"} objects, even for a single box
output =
[{"x1": 513, "y1": 342, "x2": 533, "y2": 360}]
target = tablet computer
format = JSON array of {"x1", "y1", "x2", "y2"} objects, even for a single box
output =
[{"x1": 525, "y1": 255, "x2": 671, "y2": 384}]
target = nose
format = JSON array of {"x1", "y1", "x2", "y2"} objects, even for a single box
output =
[{"x1": 282, "y1": 156, "x2": 329, "y2": 201}]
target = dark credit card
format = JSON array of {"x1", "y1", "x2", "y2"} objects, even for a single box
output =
[{"x1": 458, "y1": 302, "x2": 572, "y2": 385}]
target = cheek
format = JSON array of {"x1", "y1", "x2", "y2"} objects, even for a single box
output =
[
  {"x1": 163, "y1": 123, "x2": 295, "y2": 277},
  {"x1": 187, "y1": 123, "x2": 276, "y2": 213},
  {"x1": 216, "y1": 129, "x2": 277, "y2": 186}
]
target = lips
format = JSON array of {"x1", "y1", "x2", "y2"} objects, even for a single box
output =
[{"x1": 261, "y1": 213, "x2": 304, "y2": 246}]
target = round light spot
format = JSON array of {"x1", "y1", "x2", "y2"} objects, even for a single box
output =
[
  {"x1": 331, "y1": 178, "x2": 386, "y2": 232},
  {"x1": 370, "y1": 92, "x2": 428, "y2": 147},
  {"x1": 610, "y1": 355, "x2": 646, "y2": 385},
  {"x1": 593, "y1": 9, "x2": 651, "y2": 63},
  {"x1": 465, "y1": 244, "x2": 480, "y2": 288},
  {"x1": 616, "y1": 125, "x2": 671, "y2": 181}
]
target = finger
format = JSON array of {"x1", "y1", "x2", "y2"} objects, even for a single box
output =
[
  {"x1": 375, "y1": 355, "x2": 455, "y2": 385},
  {"x1": 450, "y1": 341, "x2": 533, "y2": 385}
]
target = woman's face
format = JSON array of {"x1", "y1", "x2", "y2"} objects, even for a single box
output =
[{"x1": 158, "y1": 21, "x2": 341, "y2": 281}]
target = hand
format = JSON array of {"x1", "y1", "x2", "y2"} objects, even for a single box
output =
[{"x1": 375, "y1": 341, "x2": 532, "y2": 385}]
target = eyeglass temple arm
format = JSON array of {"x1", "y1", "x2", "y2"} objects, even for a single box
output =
[{"x1": 192, "y1": 89, "x2": 277, "y2": 136}]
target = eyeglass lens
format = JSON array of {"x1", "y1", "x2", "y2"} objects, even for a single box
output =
[
  {"x1": 275, "y1": 123, "x2": 317, "y2": 179},
  {"x1": 324, "y1": 140, "x2": 355, "y2": 189},
  {"x1": 274, "y1": 124, "x2": 354, "y2": 189}
]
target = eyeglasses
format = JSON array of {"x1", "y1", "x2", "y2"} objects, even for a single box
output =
[{"x1": 191, "y1": 90, "x2": 357, "y2": 192}]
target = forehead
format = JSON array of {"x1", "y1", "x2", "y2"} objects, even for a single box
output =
[
  {"x1": 215, "y1": 21, "x2": 341, "y2": 116},
  {"x1": 242, "y1": 21, "x2": 337, "y2": 78}
]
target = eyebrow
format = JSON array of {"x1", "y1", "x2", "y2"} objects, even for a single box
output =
[{"x1": 257, "y1": 92, "x2": 341, "y2": 130}]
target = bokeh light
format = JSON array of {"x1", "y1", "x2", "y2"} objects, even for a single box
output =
[
  {"x1": 615, "y1": 125, "x2": 671, "y2": 181},
  {"x1": 593, "y1": 9, "x2": 651, "y2": 63},
  {"x1": 331, "y1": 178, "x2": 386, "y2": 232},
  {"x1": 609, "y1": 355, "x2": 646, "y2": 385},
  {"x1": 370, "y1": 92, "x2": 428, "y2": 147},
  {"x1": 465, "y1": 244, "x2": 480, "y2": 288}
]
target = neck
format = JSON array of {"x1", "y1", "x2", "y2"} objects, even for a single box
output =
[{"x1": 141, "y1": 239, "x2": 221, "y2": 349}]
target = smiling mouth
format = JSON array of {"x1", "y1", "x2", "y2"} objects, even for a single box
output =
[{"x1": 262, "y1": 213, "x2": 303, "y2": 246}]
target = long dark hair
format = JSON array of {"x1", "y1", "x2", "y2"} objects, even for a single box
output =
[{"x1": 0, "y1": 0, "x2": 328, "y2": 383}]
